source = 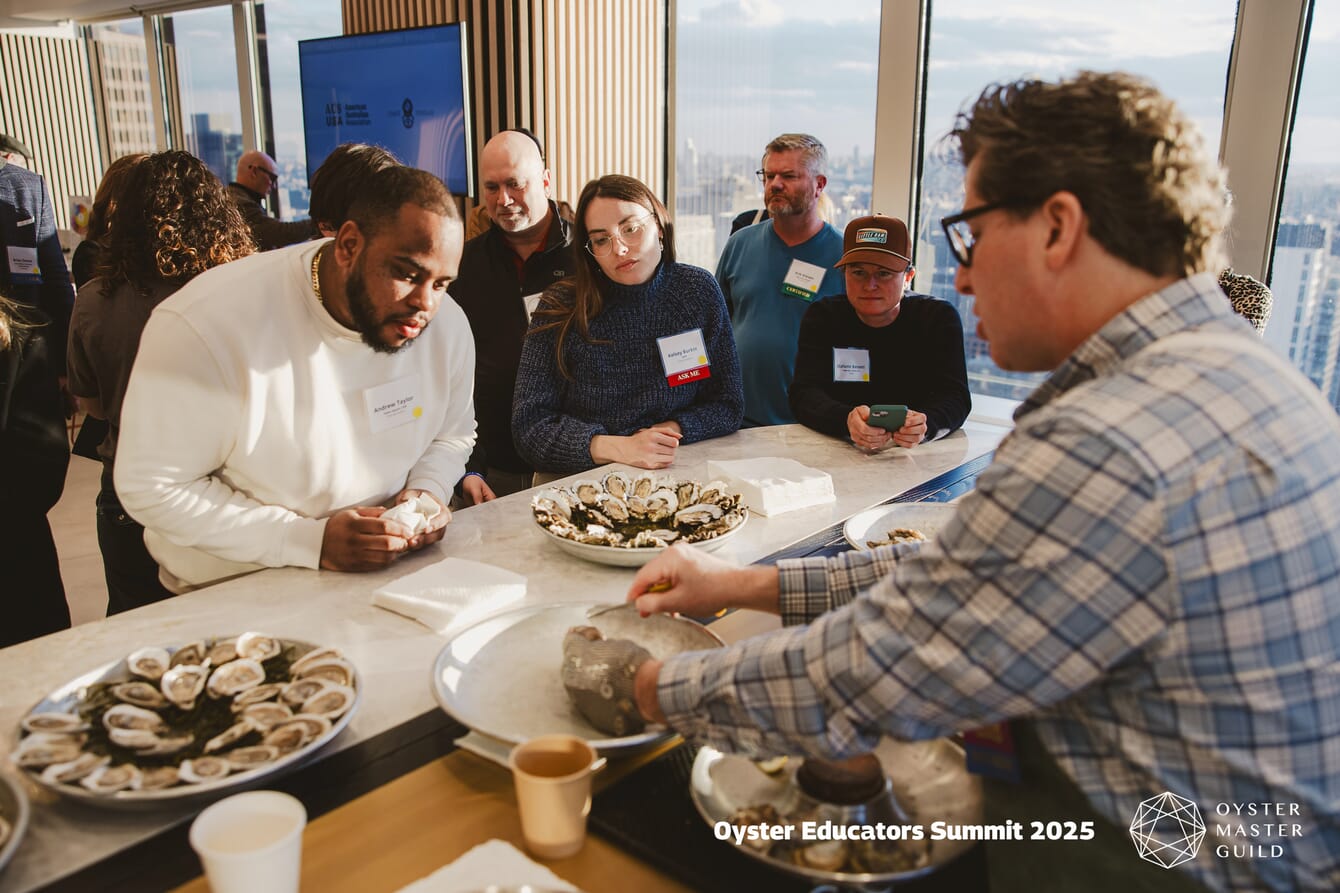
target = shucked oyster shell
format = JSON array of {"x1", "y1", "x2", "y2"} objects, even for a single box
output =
[
  {"x1": 126, "y1": 647, "x2": 170, "y2": 681},
  {"x1": 160, "y1": 664, "x2": 208, "y2": 710},
  {"x1": 207, "y1": 658, "x2": 267, "y2": 698}
]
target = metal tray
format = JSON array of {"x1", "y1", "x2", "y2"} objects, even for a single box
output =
[
  {"x1": 537, "y1": 510, "x2": 748, "y2": 568},
  {"x1": 12, "y1": 637, "x2": 359, "y2": 810},
  {"x1": 432, "y1": 603, "x2": 722, "y2": 752},
  {"x1": 842, "y1": 502, "x2": 958, "y2": 551},
  {"x1": 0, "y1": 771, "x2": 29, "y2": 874},
  {"x1": 689, "y1": 737, "x2": 982, "y2": 886}
]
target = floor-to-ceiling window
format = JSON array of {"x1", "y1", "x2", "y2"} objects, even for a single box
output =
[
  {"x1": 1264, "y1": 0, "x2": 1339, "y2": 408},
  {"x1": 672, "y1": 0, "x2": 881, "y2": 271},
  {"x1": 161, "y1": 5, "x2": 245, "y2": 184},
  {"x1": 254, "y1": 0, "x2": 342, "y2": 221},
  {"x1": 917, "y1": 0, "x2": 1239, "y2": 399}
]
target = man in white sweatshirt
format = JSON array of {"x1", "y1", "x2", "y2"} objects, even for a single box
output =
[{"x1": 115, "y1": 166, "x2": 476, "y2": 591}]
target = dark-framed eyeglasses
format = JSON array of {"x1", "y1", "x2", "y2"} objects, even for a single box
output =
[
  {"x1": 251, "y1": 164, "x2": 280, "y2": 185},
  {"x1": 756, "y1": 169, "x2": 804, "y2": 184},
  {"x1": 585, "y1": 214, "x2": 655, "y2": 257},
  {"x1": 940, "y1": 199, "x2": 1030, "y2": 267}
]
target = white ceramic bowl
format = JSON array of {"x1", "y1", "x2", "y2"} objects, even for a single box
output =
[{"x1": 842, "y1": 502, "x2": 959, "y2": 551}]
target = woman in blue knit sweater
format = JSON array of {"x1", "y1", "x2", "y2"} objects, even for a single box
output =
[{"x1": 512, "y1": 175, "x2": 744, "y2": 474}]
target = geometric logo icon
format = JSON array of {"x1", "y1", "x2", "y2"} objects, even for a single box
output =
[
  {"x1": 402, "y1": 97, "x2": 415, "y2": 129},
  {"x1": 1129, "y1": 791, "x2": 1206, "y2": 869}
]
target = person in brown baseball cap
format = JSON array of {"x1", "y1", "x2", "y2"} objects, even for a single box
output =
[
  {"x1": 834, "y1": 213, "x2": 913, "y2": 272},
  {"x1": 788, "y1": 213, "x2": 970, "y2": 450}
]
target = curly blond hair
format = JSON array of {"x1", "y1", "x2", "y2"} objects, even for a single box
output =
[
  {"x1": 950, "y1": 71, "x2": 1228, "y2": 278},
  {"x1": 98, "y1": 150, "x2": 255, "y2": 297}
]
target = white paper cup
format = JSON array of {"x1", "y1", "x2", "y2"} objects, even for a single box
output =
[
  {"x1": 189, "y1": 790, "x2": 307, "y2": 893},
  {"x1": 509, "y1": 734, "x2": 607, "y2": 859}
]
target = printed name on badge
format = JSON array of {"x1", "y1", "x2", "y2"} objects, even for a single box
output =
[
  {"x1": 363, "y1": 374, "x2": 423, "y2": 434},
  {"x1": 781, "y1": 258, "x2": 827, "y2": 302},
  {"x1": 657, "y1": 328, "x2": 712, "y2": 387},
  {"x1": 5, "y1": 246, "x2": 41, "y2": 284},
  {"x1": 833, "y1": 347, "x2": 870, "y2": 382}
]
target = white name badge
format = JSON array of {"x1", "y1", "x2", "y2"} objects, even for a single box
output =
[
  {"x1": 781, "y1": 258, "x2": 827, "y2": 301},
  {"x1": 522, "y1": 291, "x2": 543, "y2": 322},
  {"x1": 833, "y1": 347, "x2": 871, "y2": 382},
  {"x1": 363, "y1": 374, "x2": 423, "y2": 434},
  {"x1": 657, "y1": 328, "x2": 712, "y2": 387},
  {"x1": 5, "y1": 245, "x2": 40, "y2": 284}
]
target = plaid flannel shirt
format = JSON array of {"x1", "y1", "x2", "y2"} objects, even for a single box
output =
[{"x1": 659, "y1": 274, "x2": 1340, "y2": 892}]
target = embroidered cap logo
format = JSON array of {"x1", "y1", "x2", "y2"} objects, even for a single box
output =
[
  {"x1": 1129, "y1": 792, "x2": 1206, "y2": 869},
  {"x1": 855, "y1": 228, "x2": 888, "y2": 244}
]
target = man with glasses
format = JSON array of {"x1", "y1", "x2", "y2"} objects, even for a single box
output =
[
  {"x1": 789, "y1": 214, "x2": 970, "y2": 449},
  {"x1": 226, "y1": 150, "x2": 317, "y2": 251},
  {"x1": 716, "y1": 133, "x2": 844, "y2": 427},
  {"x1": 448, "y1": 129, "x2": 576, "y2": 501},
  {"x1": 563, "y1": 72, "x2": 1340, "y2": 892}
]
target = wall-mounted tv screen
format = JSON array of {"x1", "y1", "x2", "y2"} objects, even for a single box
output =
[{"x1": 299, "y1": 24, "x2": 473, "y2": 196}]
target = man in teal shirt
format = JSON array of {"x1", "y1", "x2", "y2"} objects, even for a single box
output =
[{"x1": 716, "y1": 133, "x2": 843, "y2": 427}]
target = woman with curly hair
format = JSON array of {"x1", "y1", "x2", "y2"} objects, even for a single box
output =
[{"x1": 67, "y1": 150, "x2": 254, "y2": 614}]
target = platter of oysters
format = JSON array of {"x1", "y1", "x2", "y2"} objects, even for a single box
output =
[
  {"x1": 842, "y1": 502, "x2": 958, "y2": 551},
  {"x1": 531, "y1": 472, "x2": 748, "y2": 567},
  {"x1": 690, "y1": 738, "x2": 982, "y2": 886},
  {"x1": 11, "y1": 633, "x2": 359, "y2": 808}
]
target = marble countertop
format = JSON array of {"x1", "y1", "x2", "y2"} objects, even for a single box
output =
[{"x1": 0, "y1": 421, "x2": 1008, "y2": 892}]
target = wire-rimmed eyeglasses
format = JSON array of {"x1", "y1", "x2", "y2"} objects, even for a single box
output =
[
  {"x1": 940, "y1": 200, "x2": 1030, "y2": 267},
  {"x1": 586, "y1": 214, "x2": 655, "y2": 257}
]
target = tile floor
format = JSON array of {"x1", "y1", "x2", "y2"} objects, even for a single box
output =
[{"x1": 50, "y1": 453, "x2": 109, "y2": 626}]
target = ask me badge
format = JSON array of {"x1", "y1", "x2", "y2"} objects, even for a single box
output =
[{"x1": 657, "y1": 328, "x2": 712, "y2": 387}]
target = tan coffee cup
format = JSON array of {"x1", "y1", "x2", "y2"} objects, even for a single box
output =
[{"x1": 509, "y1": 734, "x2": 607, "y2": 859}]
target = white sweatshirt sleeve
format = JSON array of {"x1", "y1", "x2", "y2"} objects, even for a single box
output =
[
  {"x1": 403, "y1": 317, "x2": 477, "y2": 506},
  {"x1": 114, "y1": 311, "x2": 328, "y2": 571}
]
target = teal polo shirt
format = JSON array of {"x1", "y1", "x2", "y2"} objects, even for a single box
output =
[{"x1": 716, "y1": 220, "x2": 844, "y2": 426}]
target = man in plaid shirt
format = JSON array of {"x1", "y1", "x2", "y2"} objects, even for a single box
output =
[{"x1": 562, "y1": 72, "x2": 1340, "y2": 892}]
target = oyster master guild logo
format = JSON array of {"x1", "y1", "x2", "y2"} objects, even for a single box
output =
[
  {"x1": 1130, "y1": 792, "x2": 1205, "y2": 868},
  {"x1": 401, "y1": 97, "x2": 415, "y2": 129},
  {"x1": 855, "y1": 228, "x2": 887, "y2": 244}
]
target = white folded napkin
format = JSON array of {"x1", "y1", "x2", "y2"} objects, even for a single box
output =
[
  {"x1": 396, "y1": 838, "x2": 580, "y2": 892},
  {"x1": 372, "y1": 557, "x2": 527, "y2": 634},
  {"x1": 707, "y1": 456, "x2": 835, "y2": 516}
]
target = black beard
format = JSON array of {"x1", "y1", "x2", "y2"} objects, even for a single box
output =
[{"x1": 345, "y1": 259, "x2": 426, "y2": 355}]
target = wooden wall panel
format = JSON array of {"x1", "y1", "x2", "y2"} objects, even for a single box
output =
[
  {"x1": 0, "y1": 31, "x2": 101, "y2": 233},
  {"x1": 339, "y1": 0, "x2": 667, "y2": 207}
]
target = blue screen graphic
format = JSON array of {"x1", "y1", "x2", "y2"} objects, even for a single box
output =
[{"x1": 299, "y1": 24, "x2": 471, "y2": 195}]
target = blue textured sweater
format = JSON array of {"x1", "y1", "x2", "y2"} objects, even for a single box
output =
[{"x1": 512, "y1": 261, "x2": 745, "y2": 473}]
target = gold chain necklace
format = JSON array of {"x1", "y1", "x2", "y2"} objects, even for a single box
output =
[{"x1": 310, "y1": 243, "x2": 326, "y2": 303}]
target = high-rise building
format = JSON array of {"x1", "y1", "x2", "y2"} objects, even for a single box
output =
[
  {"x1": 1268, "y1": 222, "x2": 1336, "y2": 401},
  {"x1": 89, "y1": 25, "x2": 154, "y2": 159}
]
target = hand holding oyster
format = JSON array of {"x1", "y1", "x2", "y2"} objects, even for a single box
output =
[{"x1": 560, "y1": 626, "x2": 653, "y2": 737}]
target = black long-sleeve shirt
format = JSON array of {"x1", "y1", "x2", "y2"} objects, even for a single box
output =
[
  {"x1": 788, "y1": 293, "x2": 970, "y2": 442},
  {"x1": 448, "y1": 204, "x2": 576, "y2": 475}
]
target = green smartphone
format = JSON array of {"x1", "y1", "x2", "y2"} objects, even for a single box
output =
[{"x1": 868, "y1": 404, "x2": 908, "y2": 431}]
